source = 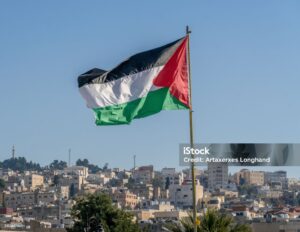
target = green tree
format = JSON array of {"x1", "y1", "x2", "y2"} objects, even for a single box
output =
[
  {"x1": 165, "y1": 177, "x2": 171, "y2": 190},
  {"x1": 152, "y1": 176, "x2": 164, "y2": 189},
  {"x1": 167, "y1": 209, "x2": 252, "y2": 232},
  {"x1": 76, "y1": 158, "x2": 89, "y2": 167},
  {"x1": 49, "y1": 160, "x2": 67, "y2": 170},
  {"x1": 69, "y1": 183, "x2": 76, "y2": 198},
  {"x1": 76, "y1": 158, "x2": 102, "y2": 174},
  {"x1": 53, "y1": 175, "x2": 60, "y2": 186},
  {"x1": 125, "y1": 177, "x2": 136, "y2": 190},
  {"x1": 237, "y1": 185, "x2": 257, "y2": 197},
  {"x1": 0, "y1": 179, "x2": 5, "y2": 189},
  {"x1": 67, "y1": 193, "x2": 140, "y2": 232},
  {"x1": 296, "y1": 193, "x2": 300, "y2": 206},
  {"x1": 0, "y1": 157, "x2": 41, "y2": 172}
]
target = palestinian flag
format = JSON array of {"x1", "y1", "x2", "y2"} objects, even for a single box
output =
[{"x1": 78, "y1": 37, "x2": 190, "y2": 125}]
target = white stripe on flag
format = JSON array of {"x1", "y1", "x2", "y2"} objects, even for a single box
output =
[{"x1": 79, "y1": 66, "x2": 164, "y2": 108}]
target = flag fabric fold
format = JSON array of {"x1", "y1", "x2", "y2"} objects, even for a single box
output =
[{"x1": 78, "y1": 37, "x2": 190, "y2": 125}]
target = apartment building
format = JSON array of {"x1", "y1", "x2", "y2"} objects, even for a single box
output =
[
  {"x1": 234, "y1": 169, "x2": 264, "y2": 186},
  {"x1": 4, "y1": 190, "x2": 57, "y2": 210},
  {"x1": 24, "y1": 174, "x2": 44, "y2": 189},
  {"x1": 112, "y1": 188, "x2": 138, "y2": 209},
  {"x1": 132, "y1": 165, "x2": 154, "y2": 184},
  {"x1": 208, "y1": 162, "x2": 229, "y2": 189}
]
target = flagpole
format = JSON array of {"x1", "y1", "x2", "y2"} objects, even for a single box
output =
[{"x1": 186, "y1": 26, "x2": 197, "y2": 232}]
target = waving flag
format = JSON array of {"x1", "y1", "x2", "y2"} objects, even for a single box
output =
[{"x1": 78, "y1": 37, "x2": 190, "y2": 125}]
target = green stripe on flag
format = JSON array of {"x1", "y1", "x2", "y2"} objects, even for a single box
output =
[{"x1": 93, "y1": 88, "x2": 188, "y2": 125}]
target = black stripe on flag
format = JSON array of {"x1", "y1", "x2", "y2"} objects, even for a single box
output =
[{"x1": 78, "y1": 37, "x2": 185, "y2": 88}]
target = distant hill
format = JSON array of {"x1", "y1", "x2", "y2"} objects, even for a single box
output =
[
  {"x1": 0, "y1": 157, "x2": 41, "y2": 172},
  {"x1": 0, "y1": 157, "x2": 103, "y2": 174}
]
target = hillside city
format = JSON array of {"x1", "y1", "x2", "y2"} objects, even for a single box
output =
[{"x1": 1, "y1": 150, "x2": 300, "y2": 232}]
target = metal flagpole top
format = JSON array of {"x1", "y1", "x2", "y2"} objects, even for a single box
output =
[{"x1": 186, "y1": 25, "x2": 192, "y2": 34}]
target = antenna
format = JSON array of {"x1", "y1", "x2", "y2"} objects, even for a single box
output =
[
  {"x1": 133, "y1": 155, "x2": 136, "y2": 170},
  {"x1": 12, "y1": 145, "x2": 15, "y2": 159},
  {"x1": 68, "y1": 149, "x2": 71, "y2": 167}
]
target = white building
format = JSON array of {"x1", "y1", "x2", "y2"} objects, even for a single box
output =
[
  {"x1": 63, "y1": 166, "x2": 89, "y2": 178},
  {"x1": 169, "y1": 179, "x2": 203, "y2": 209},
  {"x1": 161, "y1": 168, "x2": 184, "y2": 189},
  {"x1": 86, "y1": 173, "x2": 110, "y2": 185}
]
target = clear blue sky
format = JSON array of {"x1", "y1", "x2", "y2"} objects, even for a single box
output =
[{"x1": 1, "y1": 1, "x2": 300, "y2": 177}]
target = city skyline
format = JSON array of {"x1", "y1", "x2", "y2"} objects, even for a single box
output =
[{"x1": 1, "y1": 145, "x2": 299, "y2": 179}]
